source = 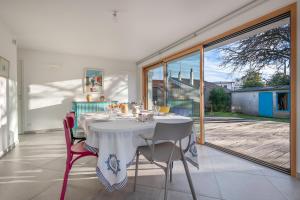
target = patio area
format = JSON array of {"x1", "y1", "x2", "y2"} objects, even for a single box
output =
[{"x1": 205, "y1": 117, "x2": 290, "y2": 169}]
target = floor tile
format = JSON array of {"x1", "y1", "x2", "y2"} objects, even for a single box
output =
[
  {"x1": 266, "y1": 176, "x2": 300, "y2": 200},
  {"x1": 168, "y1": 171, "x2": 222, "y2": 199},
  {"x1": 215, "y1": 171, "x2": 287, "y2": 200},
  {"x1": 1, "y1": 132, "x2": 300, "y2": 200}
]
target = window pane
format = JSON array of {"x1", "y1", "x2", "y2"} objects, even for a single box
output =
[
  {"x1": 166, "y1": 51, "x2": 200, "y2": 134},
  {"x1": 147, "y1": 66, "x2": 164, "y2": 110}
]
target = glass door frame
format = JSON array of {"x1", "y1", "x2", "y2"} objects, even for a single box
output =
[
  {"x1": 144, "y1": 63, "x2": 167, "y2": 109},
  {"x1": 141, "y1": 3, "x2": 297, "y2": 176},
  {"x1": 142, "y1": 45, "x2": 205, "y2": 144}
]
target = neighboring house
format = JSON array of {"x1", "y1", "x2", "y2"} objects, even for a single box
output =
[
  {"x1": 231, "y1": 85, "x2": 290, "y2": 118},
  {"x1": 151, "y1": 75, "x2": 230, "y2": 115},
  {"x1": 213, "y1": 81, "x2": 241, "y2": 91},
  {"x1": 151, "y1": 79, "x2": 164, "y2": 106},
  {"x1": 167, "y1": 77, "x2": 200, "y2": 117}
]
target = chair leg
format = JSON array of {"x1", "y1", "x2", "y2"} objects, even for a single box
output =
[
  {"x1": 170, "y1": 161, "x2": 173, "y2": 182},
  {"x1": 164, "y1": 165, "x2": 170, "y2": 200},
  {"x1": 133, "y1": 150, "x2": 139, "y2": 192},
  {"x1": 60, "y1": 164, "x2": 71, "y2": 200},
  {"x1": 182, "y1": 157, "x2": 197, "y2": 200}
]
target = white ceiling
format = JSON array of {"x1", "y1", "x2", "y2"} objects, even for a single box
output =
[{"x1": 0, "y1": 0, "x2": 255, "y2": 62}]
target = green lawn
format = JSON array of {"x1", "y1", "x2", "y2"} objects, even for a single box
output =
[{"x1": 205, "y1": 112, "x2": 290, "y2": 123}]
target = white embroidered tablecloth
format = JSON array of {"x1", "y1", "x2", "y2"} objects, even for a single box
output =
[
  {"x1": 82, "y1": 114, "x2": 199, "y2": 191},
  {"x1": 78, "y1": 112, "x2": 111, "y2": 132}
]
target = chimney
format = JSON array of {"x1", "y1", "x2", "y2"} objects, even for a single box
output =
[
  {"x1": 178, "y1": 71, "x2": 181, "y2": 81},
  {"x1": 178, "y1": 64, "x2": 182, "y2": 81},
  {"x1": 190, "y1": 68, "x2": 194, "y2": 86}
]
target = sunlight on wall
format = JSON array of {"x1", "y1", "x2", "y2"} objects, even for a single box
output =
[
  {"x1": 104, "y1": 74, "x2": 129, "y2": 103},
  {"x1": 29, "y1": 79, "x2": 82, "y2": 110},
  {"x1": 0, "y1": 77, "x2": 7, "y2": 126},
  {"x1": 8, "y1": 79, "x2": 18, "y2": 144},
  {"x1": 0, "y1": 77, "x2": 8, "y2": 154},
  {"x1": 26, "y1": 74, "x2": 130, "y2": 130}
]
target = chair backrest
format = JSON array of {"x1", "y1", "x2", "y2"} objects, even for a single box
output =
[
  {"x1": 63, "y1": 118, "x2": 72, "y2": 160},
  {"x1": 66, "y1": 112, "x2": 75, "y2": 129},
  {"x1": 152, "y1": 121, "x2": 193, "y2": 143},
  {"x1": 66, "y1": 112, "x2": 76, "y2": 143}
]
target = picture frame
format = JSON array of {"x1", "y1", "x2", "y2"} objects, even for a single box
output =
[
  {"x1": 83, "y1": 68, "x2": 103, "y2": 93},
  {"x1": 0, "y1": 56, "x2": 9, "y2": 78}
]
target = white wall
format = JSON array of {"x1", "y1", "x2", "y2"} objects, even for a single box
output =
[
  {"x1": 18, "y1": 49, "x2": 136, "y2": 132},
  {"x1": 0, "y1": 21, "x2": 18, "y2": 157},
  {"x1": 137, "y1": 0, "x2": 299, "y2": 174}
]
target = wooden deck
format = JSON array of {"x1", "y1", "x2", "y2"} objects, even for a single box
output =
[{"x1": 204, "y1": 117, "x2": 290, "y2": 169}]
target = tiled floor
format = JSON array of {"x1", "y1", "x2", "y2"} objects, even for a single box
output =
[{"x1": 0, "y1": 131, "x2": 299, "y2": 200}]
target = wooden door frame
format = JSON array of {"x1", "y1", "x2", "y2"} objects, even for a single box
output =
[{"x1": 141, "y1": 3, "x2": 297, "y2": 176}]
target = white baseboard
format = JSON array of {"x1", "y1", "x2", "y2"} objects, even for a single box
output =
[{"x1": 24, "y1": 128, "x2": 63, "y2": 134}]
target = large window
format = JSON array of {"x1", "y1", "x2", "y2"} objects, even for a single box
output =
[
  {"x1": 144, "y1": 51, "x2": 201, "y2": 134},
  {"x1": 204, "y1": 15, "x2": 291, "y2": 171},
  {"x1": 167, "y1": 52, "x2": 200, "y2": 133},
  {"x1": 143, "y1": 6, "x2": 296, "y2": 175}
]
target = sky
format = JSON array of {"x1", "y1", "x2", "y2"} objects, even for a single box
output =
[
  {"x1": 149, "y1": 21, "x2": 290, "y2": 84},
  {"x1": 150, "y1": 47, "x2": 283, "y2": 83},
  {"x1": 204, "y1": 46, "x2": 288, "y2": 83},
  {"x1": 151, "y1": 42, "x2": 289, "y2": 84}
]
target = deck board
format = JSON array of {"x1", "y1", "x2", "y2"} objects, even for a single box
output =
[{"x1": 204, "y1": 118, "x2": 290, "y2": 169}]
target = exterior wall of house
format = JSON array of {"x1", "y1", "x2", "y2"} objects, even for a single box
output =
[
  {"x1": 231, "y1": 91, "x2": 259, "y2": 115},
  {"x1": 232, "y1": 90, "x2": 290, "y2": 118}
]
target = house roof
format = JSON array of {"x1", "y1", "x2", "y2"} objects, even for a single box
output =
[
  {"x1": 232, "y1": 85, "x2": 290, "y2": 93},
  {"x1": 152, "y1": 77, "x2": 231, "y2": 92}
]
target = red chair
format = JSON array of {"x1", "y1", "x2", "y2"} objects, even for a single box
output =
[
  {"x1": 66, "y1": 112, "x2": 86, "y2": 144},
  {"x1": 60, "y1": 118, "x2": 98, "y2": 200}
]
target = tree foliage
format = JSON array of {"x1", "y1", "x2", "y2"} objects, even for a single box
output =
[
  {"x1": 266, "y1": 72, "x2": 290, "y2": 86},
  {"x1": 219, "y1": 25, "x2": 290, "y2": 74},
  {"x1": 209, "y1": 88, "x2": 230, "y2": 112},
  {"x1": 241, "y1": 70, "x2": 264, "y2": 88}
]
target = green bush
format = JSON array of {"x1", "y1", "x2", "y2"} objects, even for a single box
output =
[{"x1": 209, "y1": 88, "x2": 230, "y2": 112}]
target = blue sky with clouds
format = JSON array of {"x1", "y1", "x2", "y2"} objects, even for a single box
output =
[
  {"x1": 150, "y1": 46, "x2": 280, "y2": 83},
  {"x1": 150, "y1": 21, "x2": 290, "y2": 83},
  {"x1": 204, "y1": 49, "x2": 238, "y2": 82}
]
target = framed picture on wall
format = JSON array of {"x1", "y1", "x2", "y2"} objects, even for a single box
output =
[
  {"x1": 0, "y1": 56, "x2": 9, "y2": 78},
  {"x1": 84, "y1": 68, "x2": 103, "y2": 93}
]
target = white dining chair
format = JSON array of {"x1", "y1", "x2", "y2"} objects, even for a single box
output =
[{"x1": 133, "y1": 121, "x2": 197, "y2": 200}]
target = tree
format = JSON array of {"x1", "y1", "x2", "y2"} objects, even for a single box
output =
[
  {"x1": 219, "y1": 25, "x2": 290, "y2": 74},
  {"x1": 241, "y1": 70, "x2": 264, "y2": 88},
  {"x1": 267, "y1": 72, "x2": 290, "y2": 86},
  {"x1": 209, "y1": 88, "x2": 230, "y2": 112}
]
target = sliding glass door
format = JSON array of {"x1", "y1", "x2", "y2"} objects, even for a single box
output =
[
  {"x1": 204, "y1": 14, "x2": 291, "y2": 171},
  {"x1": 143, "y1": 7, "x2": 296, "y2": 175}
]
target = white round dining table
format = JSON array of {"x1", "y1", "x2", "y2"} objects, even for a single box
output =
[{"x1": 81, "y1": 113, "x2": 199, "y2": 192}]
